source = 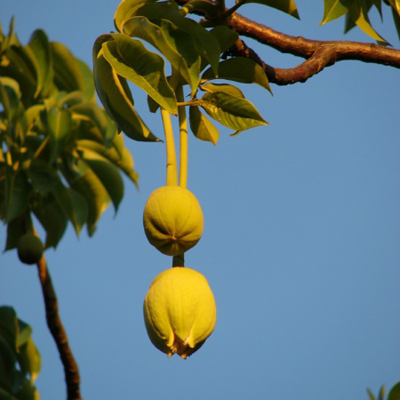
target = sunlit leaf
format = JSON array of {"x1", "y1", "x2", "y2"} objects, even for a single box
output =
[
  {"x1": 241, "y1": 0, "x2": 300, "y2": 19},
  {"x1": 198, "y1": 91, "x2": 268, "y2": 133},
  {"x1": 202, "y1": 57, "x2": 272, "y2": 94},
  {"x1": 114, "y1": 0, "x2": 158, "y2": 32},
  {"x1": 201, "y1": 82, "x2": 245, "y2": 98},
  {"x1": 102, "y1": 33, "x2": 177, "y2": 114},
  {"x1": 122, "y1": 16, "x2": 201, "y2": 95},
  {"x1": 189, "y1": 106, "x2": 220, "y2": 145},
  {"x1": 93, "y1": 34, "x2": 159, "y2": 142},
  {"x1": 320, "y1": 0, "x2": 350, "y2": 25},
  {"x1": 133, "y1": 1, "x2": 221, "y2": 74}
]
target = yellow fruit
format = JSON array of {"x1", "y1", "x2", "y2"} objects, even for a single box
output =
[
  {"x1": 17, "y1": 233, "x2": 44, "y2": 265},
  {"x1": 143, "y1": 267, "x2": 216, "y2": 359},
  {"x1": 143, "y1": 186, "x2": 204, "y2": 256}
]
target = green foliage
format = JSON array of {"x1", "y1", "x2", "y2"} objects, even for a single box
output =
[
  {"x1": 367, "y1": 382, "x2": 400, "y2": 400},
  {"x1": 0, "y1": 306, "x2": 41, "y2": 400},
  {"x1": 321, "y1": 0, "x2": 400, "y2": 43},
  {"x1": 0, "y1": 20, "x2": 139, "y2": 251}
]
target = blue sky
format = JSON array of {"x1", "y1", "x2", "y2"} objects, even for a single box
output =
[{"x1": 1, "y1": 1, "x2": 400, "y2": 399}]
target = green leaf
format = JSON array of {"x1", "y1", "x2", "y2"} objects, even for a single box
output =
[
  {"x1": 202, "y1": 57, "x2": 272, "y2": 94},
  {"x1": 17, "y1": 337, "x2": 41, "y2": 384},
  {"x1": 210, "y1": 26, "x2": 239, "y2": 53},
  {"x1": 76, "y1": 138, "x2": 139, "y2": 185},
  {"x1": 122, "y1": 16, "x2": 201, "y2": 95},
  {"x1": 388, "y1": 382, "x2": 400, "y2": 400},
  {"x1": 367, "y1": 388, "x2": 378, "y2": 400},
  {"x1": 52, "y1": 182, "x2": 88, "y2": 236},
  {"x1": 198, "y1": 91, "x2": 268, "y2": 133},
  {"x1": 27, "y1": 29, "x2": 53, "y2": 98},
  {"x1": 201, "y1": 82, "x2": 245, "y2": 98},
  {"x1": 68, "y1": 160, "x2": 111, "y2": 236},
  {"x1": 93, "y1": 35, "x2": 159, "y2": 142},
  {"x1": 51, "y1": 42, "x2": 85, "y2": 93},
  {"x1": 114, "y1": 0, "x2": 158, "y2": 32},
  {"x1": 3, "y1": 169, "x2": 32, "y2": 223},
  {"x1": 102, "y1": 34, "x2": 177, "y2": 114},
  {"x1": 320, "y1": 0, "x2": 351, "y2": 25},
  {"x1": 27, "y1": 160, "x2": 60, "y2": 195},
  {"x1": 46, "y1": 107, "x2": 72, "y2": 164},
  {"x1": 241, "y1": 0, "x2": 300, "y2": 19},
  {"x1": 189, "y1": 106, "x2": 220, "y2": 145},
  {"x1": 71, "y1": 102, "x2": 117, "y2": 145},
  {"x1": 180, "y1": 0, "x2": 218, "y2": 17},
  {"x1": 133, "y1": 1, "x2": 221, "y2": 75},
  {"x1": 33, "y1": 196, "x2": 68, "y2": 248},
  {"x1": 80, "y1": 150, "x2": 125, "y2": 212},
  {"x1": 4, "y1": 212, "x2": 33, "y2": 251}
]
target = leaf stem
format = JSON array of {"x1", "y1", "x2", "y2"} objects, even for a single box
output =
[
  {"x1": 161, "y1": 108, "x2": 178, "y2": 186},
  {"x1": 35, "y1": 234, "x2": 81, "y2": 400},
  {"x1": 176, "y1": 84, "x2": 188, "y2": 189}
]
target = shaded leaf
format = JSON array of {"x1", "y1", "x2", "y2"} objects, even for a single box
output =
[
  {"x1": 189, "y1": 106, "x2": 219, "y2": 145},
  {"x1": 102, "y1": 34, "x2": 177, "y2": 114},
  {"x1": 27, "y1": 29, "x2": 53, "y2": 98},
  {"x1": 27, "y1": 160, "x2": 60, "y2": 195},
  {"x1": 33, "y1": 196, "x2": 68, "y2": 248},
  {"x1": 388, "y1": 382, "x2": 400, "y2": 400},
  {"x1": 202, "y1": 57, "x2": 272, "y2": 94},
  {"x1": 210, "y1": 26, "x2": 239, "y2": 53},
  {"x1": 52, "y1": 182, "x2": 88, "y2": 236},
  {"x1": 4, "y1": 212, "x2": 33, "y2": 251},
  {"x1": 46, "y1": 107, "x2": 72, "y2": 164},
  {"x1": 198, "y1": 91, "x2": 268, "y2": 132}
]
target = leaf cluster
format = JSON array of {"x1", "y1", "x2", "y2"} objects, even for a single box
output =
[
  {"x1": 0, "y1": 20, "x2": 138, "y2": 251},
  {"x1": 93, "y1": 0, "x2": 273, "y2": 145},
  {"x1": 367, "y1": 382, "x2": 400, "y2": 400},
  {"x1": 0, "y1": 306, "x2": 41, "y2": 400}
]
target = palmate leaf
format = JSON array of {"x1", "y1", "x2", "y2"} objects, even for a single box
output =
[
  {"x1": 102, "y1": 33, "x2": 177, "y2": 114},
  {"x1": 202, "y1": 57, "x2": 272, "y2": 94},
  {"x1": 122, "y1": 16, "x2": 201, "y2": 95},
  {"x1": 189, "y1": 106, "x2": 220, "y2": 145},
  {"x1": 93, "y1": 34, "x2": 159, "y2": 142},
  {"x1": 197, "y1": 91, "x2": 268, "y2": 134}
]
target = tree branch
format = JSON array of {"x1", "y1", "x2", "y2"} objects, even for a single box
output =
[
  {"x1": 37, "y1": 254, "x2": 81, "y2": 400},
  {"x1": 229, "y1": 13, "x2": 400, "y2": 85},
  {"x1": 176, "y1": 0, "x2": 400, "y2": 85}
]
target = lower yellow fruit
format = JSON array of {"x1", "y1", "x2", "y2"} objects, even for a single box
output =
[
  {"x1": 143, "y1": 267, "x2": 216, "y2": 359},
  {"x1": 17, "y1": 233, "x2": 44, "y2": 265},
  {"x1": 143, "y1": 186, "x2": 204, "y2": 256}
]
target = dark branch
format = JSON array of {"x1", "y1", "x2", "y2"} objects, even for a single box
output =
[{"x1": 37, "y1": 254, "x2": 81, "y2": 400}]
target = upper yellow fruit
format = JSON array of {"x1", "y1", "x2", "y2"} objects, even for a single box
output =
[
  {"x1": 143, "y1": 267, "x2": 216, "y2": 359},
  {"x1": 17, "y1": 233, "x2": 44, "y2": 265},
  {"x1": 143, "y1": 186, "x2": 204, "y2": 256}
]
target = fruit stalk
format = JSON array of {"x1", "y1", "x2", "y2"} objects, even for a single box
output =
[
  {"x1": 161, "y1": 107, "x2": 178, "y2": 187},
  {"x1": 177, "y1": 83, "x2": 188, "y2": 189}
]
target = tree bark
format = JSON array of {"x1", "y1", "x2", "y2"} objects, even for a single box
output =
[{"x1": 37, "y1": 254, "x2": 82, "y2": 400}]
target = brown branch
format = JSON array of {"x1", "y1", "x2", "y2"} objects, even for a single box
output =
[
  {"x1": 230, "y1": 13, "x2": 400, "y2": 85},
  {"x1": 176, "y1": 0, "x2": 400, "y2": 85},
  {"x1": 37, "y1": 254, "x2": 82, "y2": 400}
]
